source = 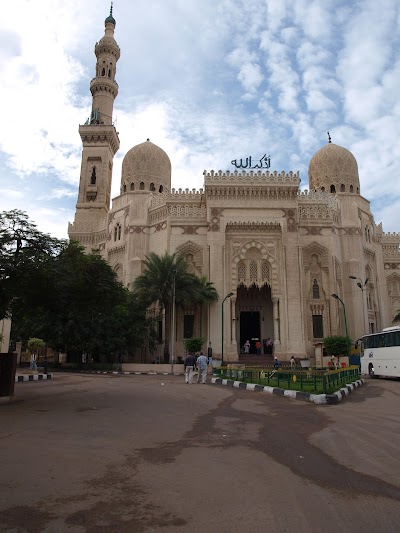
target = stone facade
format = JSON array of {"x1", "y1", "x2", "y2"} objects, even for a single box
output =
[{"x1": 69, "y1": 12, "x2": 400, "y2": 362}]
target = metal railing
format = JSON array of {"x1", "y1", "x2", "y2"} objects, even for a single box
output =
[{"x1": 215, "y1": 366, "x2": 361, "y2": 394}]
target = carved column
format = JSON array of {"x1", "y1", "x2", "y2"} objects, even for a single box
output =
[{"x1": 272, "y1": 297, "x2": 280, "y2": 345}]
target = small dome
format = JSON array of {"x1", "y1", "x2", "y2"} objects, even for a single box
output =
[
  {"x1": 121, "y1": 140, "x2": 171, "y2": 194},
  {"x1": 308, "y1": 142, "x2": 360, "y2": 194},
  {"x1": 105, "y1": 14, "x2": 116, "y2": 25}
]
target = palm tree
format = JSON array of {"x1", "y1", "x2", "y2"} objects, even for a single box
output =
[{"x1": 133, "y1": 252, "x2": 218, "y2": 363}]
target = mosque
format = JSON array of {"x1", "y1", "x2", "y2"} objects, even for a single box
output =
[{"x1": 68, "y1": 8, "x2": 400, "y2": 362}]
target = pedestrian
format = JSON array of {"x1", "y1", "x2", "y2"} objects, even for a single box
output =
[
  {"x1": 255, "y1": 340, "x2": 261, "y2": 355},
  {"x1": 267, "y1": 337, "x2": 273, "y2": 355},
  {"x1": 274, "y1": 357, "x2": 281, "y2": 369},
  {"x1": 184, "y1": 353, "x2": 196, "y2": 384},
  {"x1": 196, "y1": 352, "x2": 208, "y2": 384},
  {"x1": 290, "y1": 356, "x2": 296, "y2": 369},
  {"x1": 30, "y1": 353, "x2": 37, "y2": 371},
  {"x1": 244, "y1": 340, "x2": 250, "y2": 354},
  {"x1": 207, "y1": 342, "x2": 213, "y2": 369},
  {"x1": 330, "y1": 355, "x2": 335, "y2": 369}
]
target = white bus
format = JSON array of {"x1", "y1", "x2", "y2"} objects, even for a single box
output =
[{"x1": 361, "y1": 325, "x2": 400, "y2": 378}]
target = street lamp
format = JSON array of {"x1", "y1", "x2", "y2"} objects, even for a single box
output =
[
  {"x1": 221, "y1": 292, "x2": 234, "y2": 366},
  {"x1": 331, "y1": 294, "x2": 350, "y2": 360},
  {"x1": 349, "y1": 276, "x2": 369, "y2": 335},
  {"x1": 171, "y1": 269, "x2": 177, "y2": 375}
]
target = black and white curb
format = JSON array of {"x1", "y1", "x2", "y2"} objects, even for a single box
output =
[
  {"x1": 79, "y1": 370, "x2": 184, "y2": 376},
  {"x1": 211, "y1": 377, "x2": 364, "y2": 404},
  {"x1": 15, "y1": 373, "x2": 53, "y2": 383}
]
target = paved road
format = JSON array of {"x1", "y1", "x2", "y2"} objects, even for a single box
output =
[{"x1": 0, "y1": 373, "x2": 399, "y2": 532}]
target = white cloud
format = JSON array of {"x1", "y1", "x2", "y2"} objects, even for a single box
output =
[{"x1": 0, "y1": 0, "x2": 398, "y2": 241}]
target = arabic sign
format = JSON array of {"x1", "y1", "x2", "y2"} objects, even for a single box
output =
[{"x1": 231, "y1": 154, "x2": 271, "y2": 169}]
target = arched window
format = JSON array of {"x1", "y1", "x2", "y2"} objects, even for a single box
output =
[
  {"x1": 321, "y1": 186, "x2": 325, "y2": 192},
  {"x1": 249, "y1": 261, "x2": 257, "y2": 283},
  {"x1": 101, "y1": 67, "x2": 105, "y2": 76},
  {"x1": 356, "y1": 187, "x2": 359, "y2": 193},
  {"x1": 123, "y1": 184, "x2": 127, "y2": 193},
  {"x1": 237, "y1": 261, "x2": 246, "y2": 283},
  {"x1": 139, "y1": 182, "x2": 144, "y2": 190},
  {"x1": 368, "y1": 229, "x2": 371, "y2": 243},
  {"x1": 114, "y1": 226, "x2": 117, "y2": 241},
  {"x1": 261, "y1": 261, "x2": 270, "y2": 284},
  {"x1": 340, "y1": 184, "x2": 345, "y2": 192},
  {"x1": 312, "y1": 279, "x2": 320, "y2": 299},
  {"x1": 350, "y1": 184, "x2": 354, "y2": 193},
  {"x1": 118, "y1": 224, "x2": 122, "y2": 240},
  {"x1": 90, "y1": 166, "x2": 96, "y2": 185},
  {"x1": 159, "y1": 185, "x2": 163, "y2": 193},
  {"x1": 130, "y1": 183, "x2": 135, "y2": 191},
  {"x1": 108, "y1": 69, "x2": 111, "y2": 77},
  {"x1": 150, "y1": 182, "x2": 155, "y2": 191},
  {"x1": 365, "y1": 227, "x2": 368, "y2": 241},
  {"x1": 330, "y1": 184, "x2": 336, "y2": 193}
]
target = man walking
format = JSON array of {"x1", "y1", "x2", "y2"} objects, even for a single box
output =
[
  {"x1": 184, "y1": 353, "x2": 196, "y2": 384},
  {"x1": 196, "y1": 352, "x2": 208, "y2": 384}
]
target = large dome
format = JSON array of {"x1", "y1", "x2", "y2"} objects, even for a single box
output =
[
  {"x1": 308, "y1": 142, "x2": 360, "y2": 194},
  {"x1": 121, "y1": 139, "x2": 171, "y2": 194}
]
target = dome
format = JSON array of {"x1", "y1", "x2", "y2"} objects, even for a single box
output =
[
  {"x1": 121, "y1": 139, "x2": 171, "y2": 194},
  {"x1": 308, "y1": 142, "x2": 360, "y2": 194},
  {"x1": 105, "y1": 14, "x2": 116, "y2": 25}
]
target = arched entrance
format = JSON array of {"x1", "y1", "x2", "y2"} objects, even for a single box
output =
[{"x1": 236, "y1": 285, "x2": 273, "y2": 354}]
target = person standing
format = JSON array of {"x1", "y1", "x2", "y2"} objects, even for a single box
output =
[
  {"x1": 30, "y1": 353, "x2": 37, "y2": 371},
  {"x1": 196, "y1": 352, "x2": 208, "y2": 384},
  {"x1": 184, "y1": 353, "x2": 196, "y2": 384},
  {"x1": 244, "y1": 340, "x2": 250, "y2": 354},
  {"x1": 207, "y1": 342, "x2": 213, "y2": 369},
  {"x1": 255, "y1": 340, "x2": 261, "y2": 355},
  {"x1": 267, "y1": 337, "x2": 273, "y2": 355},
  {"x1": 290, "y1": 356, "x2": 296, "y2": 370}
]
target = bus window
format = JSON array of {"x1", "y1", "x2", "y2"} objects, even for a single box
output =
[{"x1": 395, "y1": 332, "x2": 400, "y2": 346}]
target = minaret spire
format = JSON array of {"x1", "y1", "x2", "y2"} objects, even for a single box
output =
[{"x1": 69, "y1": 11, "x2": 121, "y2": 247}]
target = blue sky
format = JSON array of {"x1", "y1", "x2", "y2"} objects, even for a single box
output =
[{"x1": 0, "y1": 0, "x2": 399, "y2": 238}]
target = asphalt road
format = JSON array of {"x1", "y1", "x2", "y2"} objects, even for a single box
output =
[{"x1": 0, "y1": 373, "x2": 399, "y2": 533}]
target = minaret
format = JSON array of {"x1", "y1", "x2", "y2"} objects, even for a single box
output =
[{"x1": 69, "y1": 5, "x2": 120, "y2": 243}]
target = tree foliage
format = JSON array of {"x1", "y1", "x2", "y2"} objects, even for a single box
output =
[
  {"x1": 0, "y1": 209, "x2": 65, "y2": 319},
  {"x1": 323, "y1": 335, "x2": 351, "y2": 357},
  {"x1": 183, "y1": 337, "x2": 204, "y2": 354},
  {"x1": 27, "y1": 338, "x2": 45, "y2": 354},
  {"x1": 133, "y1": 252, "x2": 218, "y2": 363},
  {"x1": 393, "y1": 310, "x2": 400, "y2": 323},
  {"x1": 10, "y1": 239, "x2": 156, "y2": 362},
  {"x1": 1, "y1": 211, "x2": 157, "y2": 362}
]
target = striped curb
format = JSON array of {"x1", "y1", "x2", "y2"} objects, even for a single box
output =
[
  {"x1": 78, "y1": 370, "x2": 185, "y2": 376},
  {"x1": 15, "y1": 374, "x2": 53, "y2": 383},
  {"x1": 211, "y1": 377, "x2": 364, "y2": 404}
]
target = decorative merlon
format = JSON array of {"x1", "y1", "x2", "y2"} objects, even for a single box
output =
[{"x1": 203, "y1": 169, "x2": 300, "y2": 184}]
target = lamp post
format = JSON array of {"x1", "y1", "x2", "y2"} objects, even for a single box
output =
[
  {"x1": 349, "y1": 276, "x2": 369, "y2": 335},
  {"x1": 331, "y1": 294, "x2": 350, "y2": 360},
  {"x1": 171, "y1": 269, "x2": 177, "y2": 375},
  {"x1": 221, "y1": 292, "x2": 234, "y2": 366}
]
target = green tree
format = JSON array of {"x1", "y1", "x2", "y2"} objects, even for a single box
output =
[
  {"x1": 27, "y1": 337, "x2": 45, "y2": 354},
  {"x1": 393, "y1": 310, "x2": 400, "y2": 323},
  {"x1": 323, "y1": 335, "x2": 351, "y2": 359},
  {"x1": 11, "y1": 241, "x2": 156, "y2": 363},
  {"x1": 184, "y1": 337, "x2": 204, "y2": 354},
  {"x1": 133, "y1": 252, "x2": 218, "y2": 363},
  {"x1": 0, "y1": 210, "x2": 65, "y2": 319}
]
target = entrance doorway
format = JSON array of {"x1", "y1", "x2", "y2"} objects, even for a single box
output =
[{"x1": 240, "y1": 311, "x2": 260, "y2": 354}]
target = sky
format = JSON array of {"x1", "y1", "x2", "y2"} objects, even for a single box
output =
[{"x1": 0, "y1": 0, "x2": 400, "y2": 239}]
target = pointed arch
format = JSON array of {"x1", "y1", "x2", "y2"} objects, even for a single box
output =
[
  {"x1": 302, "y1": 242, "x2": 330, "y2": 271},
  {"x1": 231, "y1": 240, "x2": 278, "y2": 294}
]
